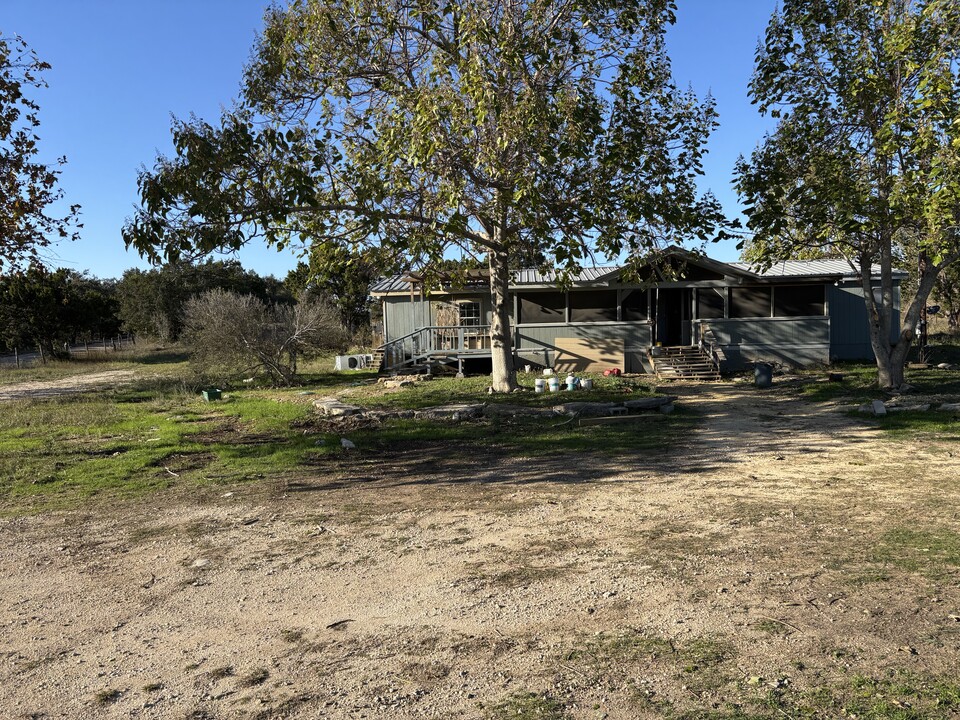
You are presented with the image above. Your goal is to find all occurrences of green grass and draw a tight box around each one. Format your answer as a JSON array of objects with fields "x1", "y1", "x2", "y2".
[
  {"x1": 484, "y1": 691, "x2": 569, "y2": 720},
  {"x1": 870, "y1": 527, "x2": 960, "y2": 578},
  {"x1": 798, "y1": 362, "x2": 960, "y2": 404},
  {"x1": 798, "y1": 364, "x2": 886, "y2": 403},
  {"x1": 874, "y1": 411, "x2": 960, "y2": 441},
  {"x1": 346, "y1": 409, "x2": 695, "y2": 457},
  {"x1": 0, "y1": 388, "x2": 329, "y2": 513},
  {"x1": 756, "y1": 670, "x2": 960, "y2": 720},
  {"x1": 558, "y1": 629, "x2": 960, "y2": 719},
  {"x1": 0, "y1": 350, "x2": 689, "y2": 513},
  {"x1": 343, "y1": 371, "x2": 657, "y2": 411},
  {"x1": 0, "y1": 345, "x2": 190, "y2": 386}
]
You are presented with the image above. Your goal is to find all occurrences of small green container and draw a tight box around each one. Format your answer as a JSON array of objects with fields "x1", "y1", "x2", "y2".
[{"x1": 201, "y1": 387, "x2": 222, "y2": 402}]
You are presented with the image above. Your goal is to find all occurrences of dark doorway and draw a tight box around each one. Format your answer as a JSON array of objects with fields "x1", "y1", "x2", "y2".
[{"x1": 657, "y1": 288, "x2": 689, "y2": 346}]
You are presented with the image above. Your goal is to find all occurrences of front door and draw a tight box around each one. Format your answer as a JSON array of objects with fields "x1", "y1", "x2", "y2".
[{"x1": 657, "y1": 288, "x2": 690, "y2": 346}]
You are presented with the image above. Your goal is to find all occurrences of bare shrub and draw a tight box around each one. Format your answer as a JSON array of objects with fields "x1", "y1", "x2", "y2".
[{"x1": 184, "y1": 289, "x2": 348, "y2": 385}]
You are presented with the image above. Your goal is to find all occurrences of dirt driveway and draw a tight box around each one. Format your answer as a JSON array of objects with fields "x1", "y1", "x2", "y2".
[
  {"x1": 0, "y1": 370, "x2": 138, "y2": 402},
  {"x1": 2, "y1": 381, "x2": 958, "y2": 719}
]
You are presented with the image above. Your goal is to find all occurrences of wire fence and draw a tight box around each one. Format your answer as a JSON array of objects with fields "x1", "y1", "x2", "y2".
[{"x1": 0, "y1": 334, "x2": 137, "y2": 369}]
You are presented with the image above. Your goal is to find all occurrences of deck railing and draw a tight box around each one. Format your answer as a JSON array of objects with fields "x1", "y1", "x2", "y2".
[
  {"x1": 379, "y1": 325, "x2": 492, "y2": 370},
  {"x1": 697, "y1": 320, "x2": 726, "y2": 372}
]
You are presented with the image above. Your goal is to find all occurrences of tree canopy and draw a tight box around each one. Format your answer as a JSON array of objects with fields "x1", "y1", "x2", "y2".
[
  {"x1": 284, "y1": 244, "x2": 402, "y2": 333},
  {"x1": 116, "y1": 260, "x2": 291, "y2": 342},
  {"x1": 736, "y1": 0, "x2": 960, "y2": 388},
  {"x1": 0, "y1": 35, "x2": 80, "y2": 271},
  {"x1": 124, "y1": 0, "x2": 729, "y2": 390},
  {"x1": 0, "y1": 267, "x2": 119, "y2": 357}
]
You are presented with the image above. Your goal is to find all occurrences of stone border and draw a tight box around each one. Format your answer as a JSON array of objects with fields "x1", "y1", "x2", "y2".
[{"x1": 313, "y1": 396, "x2": 677, "y2": 421}]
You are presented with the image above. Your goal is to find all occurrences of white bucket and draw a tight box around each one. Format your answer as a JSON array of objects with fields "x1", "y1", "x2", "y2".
[
  {"x1": 534, "y1": 378, "x2": 546, "y2": 393},
  {"x1": 548, "y1": 376, "x2": 560, "y2": 392},
  {"x1": 580, "y1": 378, "x2": 593, "y2": 391}
]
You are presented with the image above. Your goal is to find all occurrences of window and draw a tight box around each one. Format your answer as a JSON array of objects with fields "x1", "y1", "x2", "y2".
[
  {"x1": 458, "y1": 301, "x2": 481, "y2": 326},
  {"x1": 773, "y1": 285, "x2": 825, "y2": 317},
  {"x1": 697, "y1": 288, "x2": 725, "y2": 319},
  {"x1": 518, "y1": 292, "x2": 565, "y2": 323},
  {"x1": 621, "y1": 290, "x2": 648, "y2": 321},
  {"x1": 569, "y1": 290, "x2": 618, "y2": 322},
  {"x1": 730, "y1": 287, "x2": 772, "y2": 318}
]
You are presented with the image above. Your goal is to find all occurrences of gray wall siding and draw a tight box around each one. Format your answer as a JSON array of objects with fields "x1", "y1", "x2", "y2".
[
  {"x1": 383, "y1": 296, "x2": 433, "y2": 341},
  {"x1": 383, "y1": 293, "x2": 492, "y2": 342},
  {"x1": 381, "y1": 279, "x2": 902, "y2": 371},
  {"x1": 707, "y1": 317, "x2": 830, "y2": 368},
  {"x1": 829, "y1": 283, "x2": 901, "y2": 360}
]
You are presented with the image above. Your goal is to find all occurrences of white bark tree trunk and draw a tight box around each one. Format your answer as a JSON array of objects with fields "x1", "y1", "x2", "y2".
[
  {"x1": 487, "y1": 246, "x2": 517, "y2": 392},
  {"x1": 861, "y1": 249, "x2": 946, "y2": 389}
]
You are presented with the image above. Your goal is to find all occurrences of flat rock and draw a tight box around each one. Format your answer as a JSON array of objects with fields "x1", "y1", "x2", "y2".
[
  {"x1": 938, "y1": 363, "x2": 956, "y2": 370},
  {"x1": 414, "y1": 403, "x2": 484, "y2": 420},
  {"x1": 885, "y1": 403, "x2": 931, "y2": 413},
  {"x1": 872, "y1": 399, "x2": 887, "y2": 416},
  {"x1": 552, "y1": 401, "x2": 619, "y2": 417},
  {"x1": 383, "y1": 379, "x2": 417, "y2": 389},
  {"x1": 482, "y1": 404, "x2": 558, "y2": 417},
  {"x1": 938, "y1": 402, "x2": 960, "y2": 412},
  {"x1": 313, "y1": 398, "x2": 363, "y2": 417}
]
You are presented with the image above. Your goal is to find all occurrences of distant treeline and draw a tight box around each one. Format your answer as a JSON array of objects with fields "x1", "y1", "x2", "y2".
[{"x1": 0, "y1": 258, "x2": 379, "y2": 359}]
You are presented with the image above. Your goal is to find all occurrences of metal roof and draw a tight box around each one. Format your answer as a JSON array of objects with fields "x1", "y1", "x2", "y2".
[
  {"x1": 371, "y1": 256, "x2": 907, "y2": 294},
  {"x1": 728, "y1": 259, "x2": 907, "y2": 279},
  {"x1": 370, "y1": 276, "x2": 418, "y2": 294},
  {"x1": 513, "y1": 266, "x2": 619, "y2": 284},
  {"x1": 371, "y1": 266, "x2": 619, "y2": 294}
]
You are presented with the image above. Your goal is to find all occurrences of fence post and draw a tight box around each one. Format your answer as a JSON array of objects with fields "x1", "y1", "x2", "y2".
[
  {"x1": 15, "y1": 347, "x2": 19, "y2": 369},
  {"x1": 38, "y1": 345, "x2": 45, "y2": 364}
]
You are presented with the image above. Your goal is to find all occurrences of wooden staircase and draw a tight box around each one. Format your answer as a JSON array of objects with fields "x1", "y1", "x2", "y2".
[
  {"x1": 371, "y1": 347, "x2": 386, "y2": 373},
  {"x1": 649, "y1": 346, "x2": 721, "y2": 381}
]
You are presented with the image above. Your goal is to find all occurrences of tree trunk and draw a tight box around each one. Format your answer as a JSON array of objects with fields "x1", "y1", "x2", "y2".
[
  {"x1": 863, "y1": 248, "x2": 944, "y2": 389},
  {"x1": 487, "y1": 247, "x2": 517, "y2": 392}
]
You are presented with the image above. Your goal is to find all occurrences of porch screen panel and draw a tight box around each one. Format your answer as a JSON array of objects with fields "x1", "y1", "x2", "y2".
[
  {"x1": 569, "y1": 290, "x2": 618, "y2": 322},
  {"x1": 620, "y1": 290, "x2": 648, "y2": 321},
  {"x1": 730, "y1": 287, "x2": 772, "y2": 318},
  {"x1": 774, "y1": 285, "x2": 825, "y2": 317},
  {"x1": 697, "y1": 288, "x2": 725, "y2": 319},
  {"x1": 518, "y1": 292, "x2": 565, "y2": 323}
]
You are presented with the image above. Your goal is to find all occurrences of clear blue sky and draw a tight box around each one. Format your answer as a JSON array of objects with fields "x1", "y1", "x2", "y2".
[{"x1": 4, "y1": 0, "x2": 777, "y2": 281}]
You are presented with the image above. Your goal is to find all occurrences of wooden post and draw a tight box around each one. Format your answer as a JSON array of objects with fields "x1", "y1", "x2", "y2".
[
  {"x1": 14, "y1": 347, "x2": 19, "y2": 369},
  {"x1": 38, "y1": 345, "x2": 45, "y2": 364}
]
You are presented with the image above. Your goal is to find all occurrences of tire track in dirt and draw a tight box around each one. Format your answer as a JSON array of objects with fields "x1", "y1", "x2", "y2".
[{"x1": 0, "y1": 370, "x2": 138, "y2": 401}]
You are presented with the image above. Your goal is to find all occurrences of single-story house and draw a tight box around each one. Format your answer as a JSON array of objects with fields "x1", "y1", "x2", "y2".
[{"x1": 369, "y1": 250, "x2": 905, "y2": 376}]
